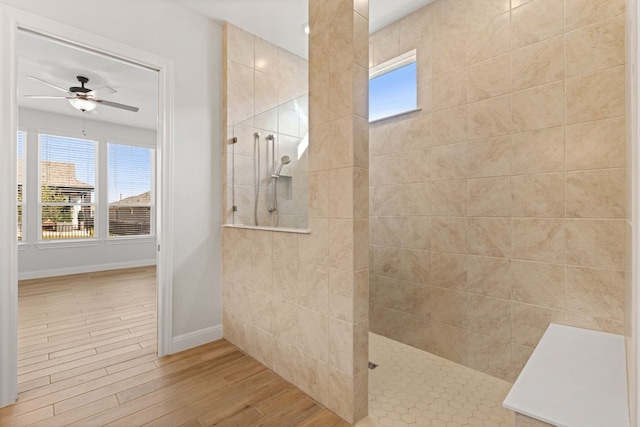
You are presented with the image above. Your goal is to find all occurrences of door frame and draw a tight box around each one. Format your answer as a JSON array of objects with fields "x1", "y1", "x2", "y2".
[{"x1": 0, "y1": 4, "x2": 175, "y2": 407}]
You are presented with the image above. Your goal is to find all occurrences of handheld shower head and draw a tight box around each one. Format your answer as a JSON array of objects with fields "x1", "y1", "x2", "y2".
[{"x1": 273, "y1": 155, "x2": 291, "y2": 177}]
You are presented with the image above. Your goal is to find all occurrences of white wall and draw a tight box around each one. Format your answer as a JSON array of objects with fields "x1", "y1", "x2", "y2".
[
  {"x1": 1, "y1": 0, "x2": 223, "y2": 340},
  {"x1": 18, "y1": 108, "x2": 157, "y2": 279}
]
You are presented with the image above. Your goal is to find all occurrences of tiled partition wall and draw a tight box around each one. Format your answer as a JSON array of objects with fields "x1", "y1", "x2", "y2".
[
  {"x1": 369, "y1": 0, "x2": 626, "y2": 382},
  {"x1": 221, "y1": 0, "x2": 370, "y2": 423}
]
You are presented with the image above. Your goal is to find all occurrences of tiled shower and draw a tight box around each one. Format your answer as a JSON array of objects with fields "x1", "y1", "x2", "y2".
[
  {"x1": 222, "y1": 0, "x2": 631, "y2": 424},
  {"x1": 369, "y1": 0, "x2": 626, "y2": 383}
]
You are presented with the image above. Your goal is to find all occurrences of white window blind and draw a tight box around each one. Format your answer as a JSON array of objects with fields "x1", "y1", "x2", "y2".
[
  {"x1": 17, "y1": 131, "x2": 26, "y2": 241},
  {"x1": 39, "y1": 134, "x2": 96, "y2": 240},
  {"x1": 108, "y1": 143, "x2": 154, "y2": 237}
]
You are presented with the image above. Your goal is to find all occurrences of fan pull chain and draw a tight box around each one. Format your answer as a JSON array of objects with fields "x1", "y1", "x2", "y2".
[{"x1": 82, "y1": 115, "x2": 87, "y2": 136}]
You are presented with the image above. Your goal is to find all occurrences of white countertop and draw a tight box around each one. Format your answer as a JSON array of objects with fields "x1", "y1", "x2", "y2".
[{"x1": 503, "y1": 323, "x2": 630, "y2": 427}]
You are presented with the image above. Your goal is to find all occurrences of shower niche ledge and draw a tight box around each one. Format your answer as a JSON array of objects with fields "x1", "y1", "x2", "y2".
[{"x1": 222, "y1": 223, "x2": 310, "y2": 234}]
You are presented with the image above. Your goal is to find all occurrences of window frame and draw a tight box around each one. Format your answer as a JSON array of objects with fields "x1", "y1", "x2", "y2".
[
  {"x1": 37, "y1": 131, "x2": 98, "y2": 243},
  {"x1": 369, "y1": 49, "x2": 420, "y2": 123},
  {"x1": 17, "y1": 129, "x2": 27, "y2": 243},
  {"x1": 106, "y1": 140, "x2": 156, "y2": 240}
]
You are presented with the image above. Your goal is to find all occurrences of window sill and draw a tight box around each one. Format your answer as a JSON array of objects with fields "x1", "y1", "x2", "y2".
[
  {"x1": 106, "y1": 236, "x2": 156, "y2": 245},
  {"x1": 369, "y1": 108, "x2": 421, "y2": 124},
  {"x1": 35, "y1": 240, "x2": 100, "y2": 250}
]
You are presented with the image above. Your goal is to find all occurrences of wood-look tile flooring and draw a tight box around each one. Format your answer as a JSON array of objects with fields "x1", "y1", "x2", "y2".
[{"x1": 0, "y1": 267, "x2": 347, "y2": 427}]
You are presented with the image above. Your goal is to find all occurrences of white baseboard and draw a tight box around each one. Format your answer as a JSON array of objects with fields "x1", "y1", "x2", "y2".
[
  {"x1": 18, "y1": 259, "x2": 157, "y2": 280},
  {"x1": 171, "y1": 324, "x2": 224, "y2": 354}
]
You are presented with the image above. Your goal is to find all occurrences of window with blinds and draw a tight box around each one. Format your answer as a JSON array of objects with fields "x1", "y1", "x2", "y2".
[
  {"x1": 108, "y1": 143, "x2": 154, "y2": 237},
  {"x1": 17, "y1": 131, "x2": 26, "y2": 241},
  {"x1": 39, "y1": 134, "x2": 96, "y2": 240}
]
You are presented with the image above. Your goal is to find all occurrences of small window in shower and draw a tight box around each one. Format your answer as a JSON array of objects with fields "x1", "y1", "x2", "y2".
[{"x1": 369, "y1": 49, "x2": 418, "y2": 122}]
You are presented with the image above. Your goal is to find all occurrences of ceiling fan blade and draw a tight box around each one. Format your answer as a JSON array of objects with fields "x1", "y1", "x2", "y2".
[
  {"x1": 23, "y1": 95, "x2": 69, "y2": 99},
  {"x1": 87, "y1": 86, "x2": 117, "y2": 98},
  {"x1": 26, "y1": 76, "x2": 70, "y2": 94},
  {"x1": 96, "y1": 99, "x2": 139, "y2": 112}
]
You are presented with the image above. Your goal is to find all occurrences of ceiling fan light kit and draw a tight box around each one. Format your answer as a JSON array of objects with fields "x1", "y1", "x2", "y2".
[
  {"x1": 68, "y1": 97, "x2": 97, "y2": 112},
  {"x1": 25, "y1": 75, "x2": 139, "y2": 113}
]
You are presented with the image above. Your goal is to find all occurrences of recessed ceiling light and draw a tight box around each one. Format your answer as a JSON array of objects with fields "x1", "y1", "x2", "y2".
[{"x1": 301, "y1": 23, "x2": 310, "y2": 35}]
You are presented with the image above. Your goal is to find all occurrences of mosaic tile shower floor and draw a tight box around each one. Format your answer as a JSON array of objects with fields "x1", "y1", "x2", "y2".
[{"x1": 357, "y1": 333, "x2": 515, "y2": 427}]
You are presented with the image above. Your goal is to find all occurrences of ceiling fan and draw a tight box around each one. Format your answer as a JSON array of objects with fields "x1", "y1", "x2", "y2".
[{"x1": 24, "y1": 75, "x2": 139, "y2": 113}]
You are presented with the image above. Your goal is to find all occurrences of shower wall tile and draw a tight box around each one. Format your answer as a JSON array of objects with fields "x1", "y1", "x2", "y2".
[
  {"x1": 565, "y1": 16, "x2": 625, "y2": 78},
  {"x1": 368, "y1": 0, "x2": 626, "y2": 387},
  {"x1": 565, "y1": 117, "x2": 625, "y2": 170},
  {"x1": 511, "y1": 82, "x2": 564, "y2": 132},
  {"x1": 511, "y1": 36, "x2": 564, "y2": 91},
  {"x1": 565, "y1": 66, "x2": 625, "y2": 124},
  {"x1": 467, "y1": 53, "x2": 511, "y2": 103},
  {"x1": 510, "y1": 127, "x2": 565, "y2": 175},
  {"x1": 467, "y1": 11, "x2": 511, "y2": 65},
  {"x1": 510, "y1": 0, "x2": 564, "y2": 50},
  {"x1": 565, "y1": 0, "x2": 625, "y2": 31}
]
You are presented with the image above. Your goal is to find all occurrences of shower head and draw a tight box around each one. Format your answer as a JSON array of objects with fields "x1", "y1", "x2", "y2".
[{"x1": 274, "y1": 155, "x2": 291, "y2": 177}]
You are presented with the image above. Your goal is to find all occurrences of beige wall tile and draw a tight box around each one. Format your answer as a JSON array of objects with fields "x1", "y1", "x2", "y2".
[
  {"x1": 466, "y1": 136, "x2": 511, "y2": 178},
  {"x1": 272, "y1": 257, "x2": 298, "y2": 302},
  {"x1": 402, "y1": 249, "x2": 430, "y2": 284},
  {"x1": 330, "y1": 116, "x2": 355, "y2": 169},
  {"x1": 273, "y1": 232, "x2": 298, "y2": 260},
  {"x1": 371, "y1": 306, "x2": 403, "y2": 341},
  {"x1": 431, "y1": 287, "x2": 468, "y2": 328},
  {"x1": 431, "y1": 180, "x2": 468, "y2": 216},
  {"x1": 468, "y1": 217, "x2": 511, "y2": 258},
  {"x1": 330, "y1": 219, "x2": 355, "y2": 271},
  {"x1": 431, "y1": 252, "x2": 467, "y2": 291},
  {"x1": 433, "y1": 69, "x2": 468, "y2": 111},
  {"x1": 565, "y1": 0, "x2": 625, "y2": 31},
  {"x1": 432, "y1": 143, "x2": 467, "y2": 180},
  {"x1": 566, "y1": 169, "x2": 625, "y2": 218},
  {"x1": 432, "y1": 106, "x2": 468, "y2": 146},
  {"x1": 511, "y1": 127, "x2": 564, "y2": 175},
  {"x1": 468, "y1": 11, "x2": 511, "y2": 65},
  {"x1": 329, "y1": 318, "x2": 355, "y2": 375},
  {"x1": 510, "y1": 343, "x2": 534, "y2": 382},
  {"x1": 432, "y1": 217, "x2": 468, "y2": 254},
  {"x1": 563, "y1": 312, "x2": 625, "y2": 335},
  {"x1": 375, "y1": 275, "x2": 413, "y2": 312},
  {"x1": 330, "y1": 168, "x2": 354, "y2": 219},
  {"x1": 467, "y1": 255, "x2": 511, "y2": 299},
  {"x1": 565, "y1": 117, "x2": 625, "y2": 170},
  {"x1": 512, "y1": 219, "x2": 564, "y2": 263},
  {"x1": 371, "y1": 185, "x2": 403, "y2": 216},
  {"x1": 398, "y1": 5, "x2": 431, "y2": 51},
  {"x1": 402, "y1": 149, "x2": 431, "y2": 183},
  {"x1": 468, "y1": 294, "x2": 511, "y2": 339},
  {"x1": 566, "y1": 66, "x2": 625, "y2": 124},
  {"x1": 512, "y1": 36, "x2": 564, "y2": 91},
  {"x1": 511, "y1": 261, "x2": 564, "y2": 309},
  {"x1": 298, "y1": 262, "x2": 329, "y2": 314},
  {"x1": 467, "y1": 95, "x2": 511, "y2": 140},
  {"x1": 566, "y1": 16, "x2": 625, "y2": 78},
  {"x1": 255, "y1": 71, "x2": 280, "y2": 115},
  {"x1": 371, "y1": 216, "x2": 402, "y2": 247},
  {"x1": 299, "y1": 307, "x2": 329, "y2": 362},
  {"x1": 372, "y1": 22, "x2": 400, "y2": 66},
  {"x1": 565, "y1": 266, "x2": 624, "y2": 321},
  {"x1": 431, "y1": 322, "x2": 468, "y2": 365},
  {"x1": 512, "y1": 82, "x2": 564, "y2": 132},
  {"x1": 299, "y1": 218, "x2": 329, "y2": 266},
  {"x1": 468, "y1": 177, "x2": 511, "y2": 217},
  {"x1": 511, "y1": 0, "x2": 564, "y2": 49},
  {"x1": 401, "y1": 315, "x2": 433, "y2": 352},
  {"x1": 226, "y1": 24, "x2": 255, "y2": 68},
  {"x1": 565, "y1": 219, "x2": 625, "y2": 269},
  {"x1": 511, "y1": 302, "x2": 564, "y2": 347},
  {"x1": 327, "y1": 367, "x2": 355, "y2": 422},
  {"x1": 251, "y1": 253, "x2": 274, "y2": 294},
  {"x1": 467, "y1": 0, "x2": 510, "y2": 25},
  {"x1": 467, "y1": 54, "x2": 511, "y2": 103},
  {"x1": 467, "y1": 332, "x2": 510, "y2": 381},
  {"x1": 400, "y1": 216, "x2": 431, "y2": 250},
  {"x1": 401, "y1": 183, "x2": 431, "y2": 215},
  {"x1": 432, "y1": 34, "x2": 468, "y2": 76},
  {"x1": 430, "y1": 0, "x2": 468, "y2": 41},
  {"x1": 309, "y1": 171, "x2": 330, "y2": 218},
  {"x1": 512, "y1": 173, "x2": 565, "y2": 217},
  {"x1": 373, "y1": 246, "x2": 403, "y2": 281}
]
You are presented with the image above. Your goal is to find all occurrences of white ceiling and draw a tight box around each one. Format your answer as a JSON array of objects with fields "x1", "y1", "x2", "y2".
[
  {"x1": 17, "y1": 0, "x2": 432, "y2": 130},
  {"x1": 17, "y1": 30, "x2": 158, "y2": 131},
  {"x1": 171, "y1": 0, "x2": 434, "y2": 58}
]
